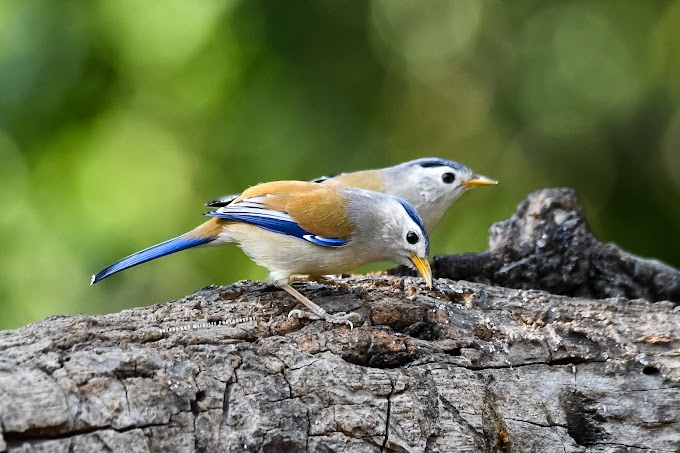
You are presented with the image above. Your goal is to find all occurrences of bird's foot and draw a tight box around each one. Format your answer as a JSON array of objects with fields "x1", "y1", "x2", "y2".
[{"x1": 288, "y1": 309, "x2": 361, "y2": 329}]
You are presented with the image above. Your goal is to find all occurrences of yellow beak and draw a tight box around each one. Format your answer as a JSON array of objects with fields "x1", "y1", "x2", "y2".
[
  {"x1": 462, "y1": 174, "x2": 498, "y2": 187},
  {"x1": 410, "y1": 252, "x2": 433, "y2": 288}
]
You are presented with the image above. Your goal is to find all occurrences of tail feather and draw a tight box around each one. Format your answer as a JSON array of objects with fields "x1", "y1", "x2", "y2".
[
  {"x1": 91, "y1": 235, "x2": 214, "y2": 284},
  {"x1": 205, "y1": 194, "x2": 238, "y2": 208}
]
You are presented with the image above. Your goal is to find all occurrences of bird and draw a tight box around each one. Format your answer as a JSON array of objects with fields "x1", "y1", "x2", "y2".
[
  {"x1": 91, "y1": 180, "x2": 432, "y2": 327},
  {"x1": 206, "y1": 158, "x2": 497, "y2": 233}
]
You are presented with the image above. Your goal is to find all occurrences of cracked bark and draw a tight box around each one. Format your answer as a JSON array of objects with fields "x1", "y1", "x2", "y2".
[
  {"x1": 381, "y1": 374, "x2": 394, "y2": 453},
  {"x1": 1, "y1": 188, "x2": 679, "y2": 452}
]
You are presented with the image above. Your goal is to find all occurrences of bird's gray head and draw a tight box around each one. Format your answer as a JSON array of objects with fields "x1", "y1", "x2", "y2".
[
  {"x1": 382, "y1": 157, "x2": 497, "y2": 232},
  {"x1": 344, "y1": 188, "x2": 432, "y2": 287}
]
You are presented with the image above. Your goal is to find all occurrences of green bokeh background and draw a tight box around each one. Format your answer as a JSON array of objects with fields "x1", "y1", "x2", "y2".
[{"x1": 2, "y1": 0, "x2": 680, "y2": 330}]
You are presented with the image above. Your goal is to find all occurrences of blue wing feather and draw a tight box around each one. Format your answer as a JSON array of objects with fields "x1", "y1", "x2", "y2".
[
  {"x1": 91, "y1": 235, "x2": 213, "y2": 284},
  {"x1": 206, "y1": 199, "x2": 348, "y2": 248}
]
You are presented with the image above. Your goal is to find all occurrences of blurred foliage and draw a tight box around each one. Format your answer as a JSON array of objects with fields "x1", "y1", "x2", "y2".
[{"x1": 1, "y1": 0, "x2": 679, "y2": 330}]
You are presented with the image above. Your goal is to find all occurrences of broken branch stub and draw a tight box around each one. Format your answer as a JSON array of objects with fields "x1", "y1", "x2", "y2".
[{"x1": 408, "y1": 188, "x2": 680, "y2": 302}]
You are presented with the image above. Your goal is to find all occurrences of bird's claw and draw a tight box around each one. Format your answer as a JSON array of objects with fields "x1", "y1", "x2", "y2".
[
  {"x1": 288, "y1": 309, "x2": 321, "y2": 321},
  {"x1": 327, "y1": 311, "x2": 361, "y2": 329},
  {"x1": 288, "y1": 310, "x2": 360, "y2": 329}
]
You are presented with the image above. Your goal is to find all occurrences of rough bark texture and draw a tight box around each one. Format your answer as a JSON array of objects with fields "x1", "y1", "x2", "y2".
[
  {"x1": 393, "y1": 188, "x2": 680, "y2": 303},
  {"x1": 1, "y1": 188, "x2": 679, "y2": 453}
]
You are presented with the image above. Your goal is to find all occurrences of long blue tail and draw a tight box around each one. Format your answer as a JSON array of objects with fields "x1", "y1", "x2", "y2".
[{"x1": 91, "y1": 235, "x2": 214, "y2": 284}]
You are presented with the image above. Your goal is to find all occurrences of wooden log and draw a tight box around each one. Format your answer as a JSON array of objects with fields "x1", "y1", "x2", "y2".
[{"x1": 1, "y1": 189, "x2": 678, "y2": 452}]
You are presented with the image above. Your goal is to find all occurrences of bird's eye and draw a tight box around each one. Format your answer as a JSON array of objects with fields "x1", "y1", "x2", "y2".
[
  {"x1": 406, "y1": 231, "x2": 419, "y2": 244},
  {"x1": 442, "y1": 172, "x2": 455, "y2": 184}
]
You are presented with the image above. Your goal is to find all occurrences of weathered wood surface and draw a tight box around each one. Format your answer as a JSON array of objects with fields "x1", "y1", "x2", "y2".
[
  {"x1": 1, "y1": 189, "x2": 678, "y2": 452},
  {"x1": 393, "y1": 188, "x2": 680, "y2": 303}
]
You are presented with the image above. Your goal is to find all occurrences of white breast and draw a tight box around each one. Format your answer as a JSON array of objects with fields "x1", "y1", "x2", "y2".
[{"x1": 217, "y1": 223, "x2": 370, "y2": 286}]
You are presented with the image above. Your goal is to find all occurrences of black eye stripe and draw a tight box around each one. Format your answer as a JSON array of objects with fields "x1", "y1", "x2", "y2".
[
  {"x1": 416, "y1": 159, "x2": 468, "y2": 172},
  {"x1": 419, "y1": 161, "x2": 446, "y2": 168}
]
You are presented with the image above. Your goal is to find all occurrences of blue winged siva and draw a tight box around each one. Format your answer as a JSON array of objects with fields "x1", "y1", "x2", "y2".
[
  {"x1": 206, "y1": 158, "x2": 497, "y2": 233},
  {"x1": 92, "y1": 181, "x2": 432, "y2": 327}
]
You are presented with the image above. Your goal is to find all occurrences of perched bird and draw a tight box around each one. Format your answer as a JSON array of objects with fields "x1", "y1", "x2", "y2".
[
  {"x1": 206, "y1": 158, "x2": 497, "y2": 233},
  {"x1": 91, "y1": 181, "x2": 432, "y2": 327}
]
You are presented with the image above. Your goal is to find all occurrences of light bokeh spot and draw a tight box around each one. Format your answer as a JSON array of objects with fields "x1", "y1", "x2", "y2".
[{"x1": 371, "y1": 0, "x2": 483, "y2": 81}]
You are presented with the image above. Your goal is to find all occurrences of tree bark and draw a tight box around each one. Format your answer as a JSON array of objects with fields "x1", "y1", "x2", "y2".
[{"x1": 1, "y1": 188, "x2": 678, "y2": 452}]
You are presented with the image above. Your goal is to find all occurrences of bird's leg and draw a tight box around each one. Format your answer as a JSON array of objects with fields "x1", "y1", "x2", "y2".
[
  {"x1": 290, "y1": 275, "x2": 350, "y2": 289},
  {"x1": 280, "y1": 283, "x2": 360, "y2": 328}
]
